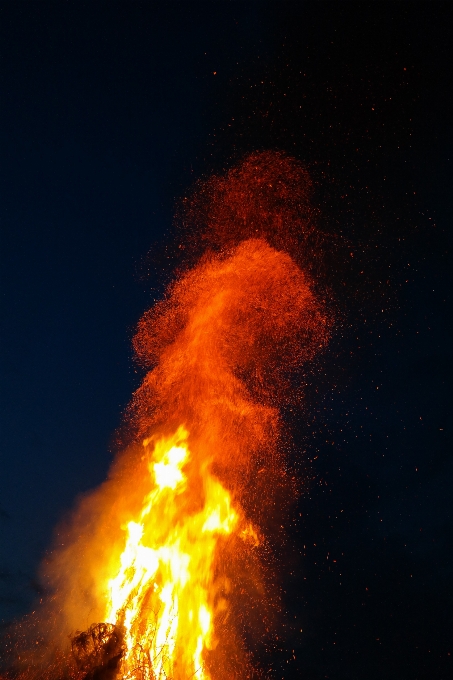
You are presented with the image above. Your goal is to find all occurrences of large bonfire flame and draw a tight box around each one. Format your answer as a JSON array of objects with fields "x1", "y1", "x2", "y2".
[
  {"x1": 2, "y1": 152, "x2": 329, "y2": 680},
  {"x1": 105, "y1": 425, "x2": 258, "y2": 679}
]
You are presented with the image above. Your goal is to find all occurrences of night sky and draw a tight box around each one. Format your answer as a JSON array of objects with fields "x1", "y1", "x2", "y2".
[{"x1": 1, "y1": 2, "x2": 452, "y2": 679}]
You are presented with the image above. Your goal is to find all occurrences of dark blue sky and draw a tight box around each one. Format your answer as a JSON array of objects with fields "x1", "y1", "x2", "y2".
[{"x1": 1, "y1": 3, "x2": 452, "y2": 679}]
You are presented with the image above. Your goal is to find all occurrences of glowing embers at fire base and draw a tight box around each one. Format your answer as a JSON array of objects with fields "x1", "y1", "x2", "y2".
[{"x1": 105, "y1": 426, "x2": 256, "y2": 680}]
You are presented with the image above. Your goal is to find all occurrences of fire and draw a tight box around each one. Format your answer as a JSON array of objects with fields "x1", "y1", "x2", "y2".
[
  {"x1": 2, "y1": 152, "x2": 330, "y2": 680},
  {"x1": 105, "y1": 426, "x2": 255, "y2": 680}
]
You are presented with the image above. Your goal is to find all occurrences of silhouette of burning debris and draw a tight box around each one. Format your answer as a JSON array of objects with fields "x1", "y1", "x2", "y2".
[
  {"x1": 71, "y1": 623, "x2": 124, "y2": 680},
  {"x1": 0, "y1": 623, "x2": 123, "y2": 680}
]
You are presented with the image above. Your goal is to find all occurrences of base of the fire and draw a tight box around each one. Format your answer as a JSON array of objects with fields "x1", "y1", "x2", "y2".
[{"x1": 71, "y1": 623, "x2": 124, "y2": 680}]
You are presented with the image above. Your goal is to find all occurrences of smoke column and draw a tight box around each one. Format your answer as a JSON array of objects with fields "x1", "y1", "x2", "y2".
[{"x1": 3, "y1": 152, "x2": 330, "y2": 680}]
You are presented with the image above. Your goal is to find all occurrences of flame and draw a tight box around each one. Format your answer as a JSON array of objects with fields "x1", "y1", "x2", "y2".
[
  {"x1": 4, "y1": 153, "x2": 330, "y2": 680},
  {"x1": 104, "y1": 426, "x2": 254, "y2": 679}
]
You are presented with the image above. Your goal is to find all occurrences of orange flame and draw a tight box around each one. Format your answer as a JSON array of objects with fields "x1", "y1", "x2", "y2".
[
  {"x1": 4, "y1": 153, "x2": 330, "y2": 680},
  {"x1": 105, "y1": 426, "x2": 257, "y2": 679}
]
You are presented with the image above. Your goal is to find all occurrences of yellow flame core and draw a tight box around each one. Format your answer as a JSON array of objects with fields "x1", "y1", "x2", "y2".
[{"x1": 105, "y1": 427, "x2": 254, "y2": 680}]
